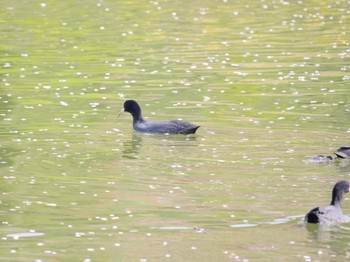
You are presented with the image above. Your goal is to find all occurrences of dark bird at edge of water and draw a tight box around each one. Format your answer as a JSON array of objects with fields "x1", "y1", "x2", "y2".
[
  {"x1": 311, "y1": 147, "x2": 350, "y2": 162},
  {"x1": 118, "y1": 100, "x2": 200, "y2": 134},
  {"x1": 334, "y1": 147, "x2": 350, "y2": 159},
  {"x1": 305, "y1": 180, "x2": 350, "y2": 225}
]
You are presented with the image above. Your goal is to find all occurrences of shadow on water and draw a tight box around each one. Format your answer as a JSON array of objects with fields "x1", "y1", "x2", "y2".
[{"x1": 121, "y1": 132, "x2": 198, "y2": 159}]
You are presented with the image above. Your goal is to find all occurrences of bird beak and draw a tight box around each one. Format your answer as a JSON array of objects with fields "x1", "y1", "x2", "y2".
[{"x1": 117, "y1": 108, "x2": 125, "y2": 118}]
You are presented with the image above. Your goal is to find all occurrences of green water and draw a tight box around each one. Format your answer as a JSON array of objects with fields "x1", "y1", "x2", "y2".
[{"x1": 1, "y1": 0, "x2": 350, "y2": 261}]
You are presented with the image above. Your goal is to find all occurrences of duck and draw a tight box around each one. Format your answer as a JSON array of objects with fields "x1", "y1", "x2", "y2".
[
  {"x1": 305, "y1": 180, "x2": 350, "y2": 224},
  {"x1": 118, "y1": 100, "x2": 200, "y2": 134}
]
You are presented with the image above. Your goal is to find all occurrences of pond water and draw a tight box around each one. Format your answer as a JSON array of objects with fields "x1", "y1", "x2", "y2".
[{"x1": 1, "y1": 0, "x2": 350, "y2": 261}]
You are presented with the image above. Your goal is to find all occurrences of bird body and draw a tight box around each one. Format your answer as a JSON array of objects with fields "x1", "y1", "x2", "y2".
[
  {"x1": 118, "y1": 100, "x2": 200, "y2": 135},
  {"x1": 305, "y1": 205, "x2": 345, "y2": 224},
  {"x1": 305, "y1": 180, "x2": 350, "y2": 225},
  {"x1": 132, "y1": 119, "x2": 199, "y2": 134}
]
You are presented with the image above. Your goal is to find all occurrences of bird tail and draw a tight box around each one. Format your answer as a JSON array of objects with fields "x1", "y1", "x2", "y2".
[{"x1": 305, "y1": 207, "x2": 320, "y2": 223}]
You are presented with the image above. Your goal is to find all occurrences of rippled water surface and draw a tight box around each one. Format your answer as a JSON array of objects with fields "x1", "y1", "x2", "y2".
[{"x1": 1, "y1": 0, "x2": 350, "y2": 261}]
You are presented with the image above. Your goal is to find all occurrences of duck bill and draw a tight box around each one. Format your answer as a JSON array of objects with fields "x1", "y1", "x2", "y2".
[{"x1": 117, "y1": 108, "x2": 125, "y2": 118}]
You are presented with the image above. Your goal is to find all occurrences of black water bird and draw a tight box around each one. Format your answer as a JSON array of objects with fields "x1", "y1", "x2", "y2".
[
  {"x1": 305, "y1": 180, "x2": 350, "y2": 224},
  {"x1": 118, "y1": 100, "x2": 200, "y2": 134},
  {"x1": 334, "y1": 147, "x2": 350, "y2": 159},
  {"x1": 310, "y1": 147, "x2": 350, "y2": 163}
]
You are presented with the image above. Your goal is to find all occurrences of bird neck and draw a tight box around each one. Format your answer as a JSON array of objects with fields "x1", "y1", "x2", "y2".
[
  {"x1": 331, "y1": 189, "x2": 344, "y2": 207},
  {"x1": 130, "y1": 108, "x2": 144, "y2": 124}
]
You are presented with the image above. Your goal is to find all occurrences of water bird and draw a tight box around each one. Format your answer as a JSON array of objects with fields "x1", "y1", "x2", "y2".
[
  {"x1": 118, "y1": 100, "x2": 200, "y2": 134},
  {"x1": 305, "y1": 180, "x2": 350, "y2": 224},
  {"x1": 334, "y1": 147, "x2": 350, "y2": 159},
  {"x1": 309, "y1": 147, "x2": 350, "y2": 163}
]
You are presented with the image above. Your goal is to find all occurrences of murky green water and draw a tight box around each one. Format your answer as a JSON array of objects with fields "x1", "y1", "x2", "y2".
[{"x1": 1, "y1": 0, "x2": 350, "y2": 261}]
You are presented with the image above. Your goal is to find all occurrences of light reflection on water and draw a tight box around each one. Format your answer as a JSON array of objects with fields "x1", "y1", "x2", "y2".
[
  {"x1": 6, "y1": 232, "x2": 45, "y2": 240},
  {"x1": 230, "y1": 215, "x2": 304, "y2": 228},
  {"x1": 1, "y1": 0, "x2": 350, "y2": 261}
]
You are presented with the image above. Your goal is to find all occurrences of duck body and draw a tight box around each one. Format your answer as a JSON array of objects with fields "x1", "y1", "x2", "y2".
[
  {"x1": 119, "y1": 100, "x2": 200, "y2": 134},
  {"x1": 133, "y1": 119, "x2": 199, "y2": 134},
  {"x1": 305, "y1": 205, "x2": 344, "y2": 224},
  {"x1": 305, "y1": 180, "x2": 350, "y2": 225}
]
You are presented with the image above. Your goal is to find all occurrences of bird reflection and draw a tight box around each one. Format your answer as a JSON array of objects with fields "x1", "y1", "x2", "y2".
[
  {"x1": 121, "y1": 132, "x2": 198, "y2": 159},
  {"x1": 121, "y1": 133, "x2": 142, "y2": 159},
  {"x1": 305, "y1": 223, "x2": 334, "y2": 241},
  {"x1": 335, "y1": 160, "x2": 350, "y2": 173}
]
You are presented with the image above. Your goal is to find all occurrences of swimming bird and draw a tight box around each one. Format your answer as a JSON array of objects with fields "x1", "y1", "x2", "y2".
[
  {"x1": 305, "y1": 180, "x2": 350, "y2": 224},
  {"x1": 118, "y1": 100, "x2": 200, "y2": 134},
  {"x1": 309, "y1": 147, "x2": 350, "y2": 162},
  {"x1": 334, "y1": 147, "x2": 350, "y2": 159}
]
